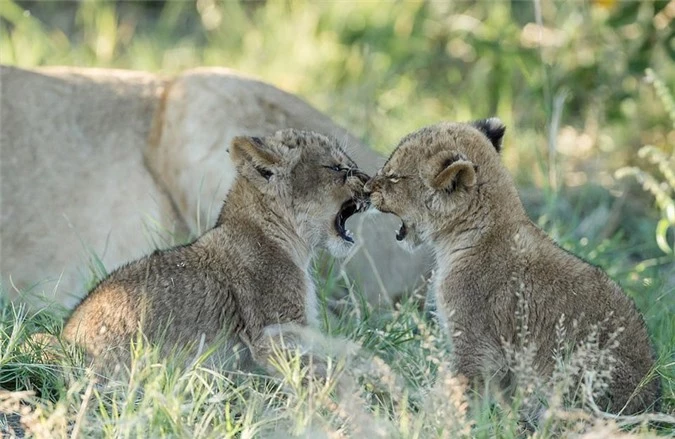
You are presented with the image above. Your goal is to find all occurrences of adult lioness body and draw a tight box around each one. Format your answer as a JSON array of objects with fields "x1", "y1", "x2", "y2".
[
  {"x1": 63, "y1": 130, "x2": 369, "y2": 373},
  {"x1": 0, "y1": 65, "x2": 431, "y2": 308},
  {"x1": 365, "y1": 120, "x2": 660, "y2": 414}
]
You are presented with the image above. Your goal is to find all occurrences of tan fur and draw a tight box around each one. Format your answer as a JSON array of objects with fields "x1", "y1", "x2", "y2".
[
  {"x1": 62, "y1": 129, "x2": 369, "y2": 375},
  {"x1": 365, "y1": 119, "x2": 660, "y2": 414},
  {"x1": 0, "y1": 65, "x2": 432, "y2": 309}
]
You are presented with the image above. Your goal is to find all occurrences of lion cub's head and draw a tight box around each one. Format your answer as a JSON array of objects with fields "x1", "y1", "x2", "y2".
[
  {"x1": 365, "y1": 119, "x2": 507, "y2": 251},
  {"x1": 230, "y1": 129, "x2": 369, "y2": 257}
]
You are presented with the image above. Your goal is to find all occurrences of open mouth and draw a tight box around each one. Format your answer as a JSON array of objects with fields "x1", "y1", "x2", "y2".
[
  {"x1": 370, "y1": 206, "x2": 408, "y2": 242},
  {"x1": 396, "y1": 221, "x2": 408, "y2": 241},
  {"x1": 335, "y1": 199, "x2": 368, "y2": 243}
]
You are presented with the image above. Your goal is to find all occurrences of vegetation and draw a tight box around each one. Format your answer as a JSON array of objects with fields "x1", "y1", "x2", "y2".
[{"x1": 1, "y1": 0, "x2": 673, "y2": 437}]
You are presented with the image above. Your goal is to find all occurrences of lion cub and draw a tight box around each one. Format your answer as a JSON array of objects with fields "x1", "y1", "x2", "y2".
[
  {"x1": 365, "y1": 119, "x2": 660, "y2": 414},
  {"x1": 62, "y1": 129, "x2": 369, "y2": 375}
]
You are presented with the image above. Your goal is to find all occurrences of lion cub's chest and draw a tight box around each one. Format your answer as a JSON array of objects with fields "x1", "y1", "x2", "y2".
[{"x1": 432, "y1": 261, "x2": 515, "y2": 340}]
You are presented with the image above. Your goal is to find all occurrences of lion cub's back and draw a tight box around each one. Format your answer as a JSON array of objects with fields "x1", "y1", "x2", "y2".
[
  {"x1": 524, "y1": 227, "x2": 659, "y2": 411},
  {"x1": 62, "y1": 243, "x2": 236, "y2": 357}
]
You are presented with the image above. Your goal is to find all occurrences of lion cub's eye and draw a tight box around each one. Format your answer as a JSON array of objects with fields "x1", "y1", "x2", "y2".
[{"x1": 324, "y1": 164, "x2": 348, "y2": 172}]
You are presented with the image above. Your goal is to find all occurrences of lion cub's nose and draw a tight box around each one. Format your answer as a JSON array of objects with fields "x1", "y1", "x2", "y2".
[
  {"x1": 363, "y1": 177, "x2": 377, "y2": 194},
  {"x1": 352, "y1": 169, "x2": 370, "y2": 185},
  {"x1": 347, "y1": 169, "x2": 371, "y2": 194}
]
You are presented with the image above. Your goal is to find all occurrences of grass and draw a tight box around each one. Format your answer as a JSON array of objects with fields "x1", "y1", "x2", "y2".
[
  {"x1": 1, "y1": 0, "x2": 674, "y2": 437},
  {"x1": 1, "y1": 273, "x2": 673, "y2": 437}
]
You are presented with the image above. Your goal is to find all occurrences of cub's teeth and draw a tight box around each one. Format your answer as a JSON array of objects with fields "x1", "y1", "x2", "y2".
[
  {"x1": 346, "y1": 229, "x2": 353, "y2": 238},
  {"x1": 356, "y1": 201, "x2": 361, "y2": 210}
]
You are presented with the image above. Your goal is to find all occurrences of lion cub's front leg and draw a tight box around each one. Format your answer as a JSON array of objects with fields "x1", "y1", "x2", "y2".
[{"x1": 246, "y1": 323, "x2": 330, "y2": 382}]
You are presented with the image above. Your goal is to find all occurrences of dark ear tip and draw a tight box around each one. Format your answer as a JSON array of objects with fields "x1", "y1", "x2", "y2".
[
  {"x1": 471, "y1": 117, "x2": 506, "y2": 152},
  {"x1": 250, "y1": 136, "x2": 265, "y2": 147}
]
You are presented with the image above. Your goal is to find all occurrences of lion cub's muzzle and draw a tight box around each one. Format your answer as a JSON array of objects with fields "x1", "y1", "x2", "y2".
[
  {"x1": 363, "y1": 175, "x2": 409, "y2": 241},
  {"x1": 346, "y1": 169, "x2": 371, "y2": 202},
  {"x1": 335, "y1": 169, "x2": 371, "y2": 243}
]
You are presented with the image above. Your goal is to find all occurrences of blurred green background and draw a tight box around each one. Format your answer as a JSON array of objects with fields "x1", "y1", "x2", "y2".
[
  {"x1": 2, "y1": 0, "x2": 674, "y2": 301},
  {"x1": 1, "y1": 0, "x2": 674, "y2": 412},
  {"x1": 1, "y1": 0, "x2": 673, "y2": 270},
  {"x1": 1, "y1": 0, "x2": 672, "y2": 180},
  {"x1": 2, "y1": 0, "x2": 673, "y2": 299}
]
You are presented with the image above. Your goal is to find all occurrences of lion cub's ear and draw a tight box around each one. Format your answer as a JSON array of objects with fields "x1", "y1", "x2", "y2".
[
  {"x1": 470, "y1": 117, "x2": 506, "y2": 152},
  {"x1": 230, "y1": 136, "x2": 279, "y2": 168},
  {"x1": 422, "y1": 151, "x2": 477, "y2": 192},
  {"x1": 230, "y1": 136, "x2": 300, "y2": 179}
]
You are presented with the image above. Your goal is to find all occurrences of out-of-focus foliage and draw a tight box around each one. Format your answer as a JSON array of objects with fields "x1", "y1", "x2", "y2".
[
  {"x1": 1, "y1": 0, "x2": 673, "y2": 184},
  {"x1": 617, "y1": 68, "x2": 675, "y2": 255}
]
